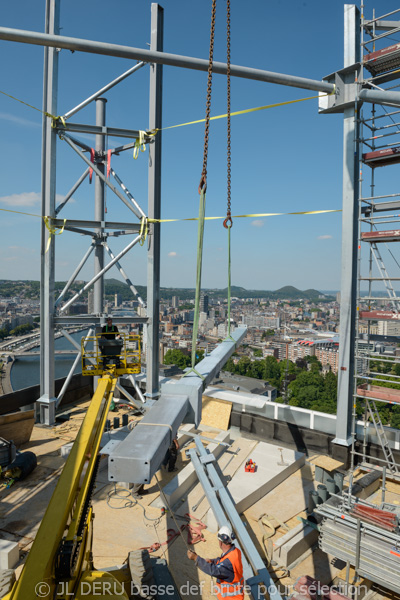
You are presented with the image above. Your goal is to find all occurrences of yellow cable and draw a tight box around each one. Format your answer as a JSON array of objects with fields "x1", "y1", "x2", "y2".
[
  {"x1": 1, "y1": 87, "x2": 333, "y2": 138},
  {"x1": 150, "y1": 92, "x2": 334, "y2": 134},
  {"x1": 0, "y1": 89, "x2": 65, "y2": 128},
  {"x1": 147, "y1": 208, "x2": 341, "y2": 224},
  {"x1": 0, "y1": 206, "x2": 341, "y2": 225}
]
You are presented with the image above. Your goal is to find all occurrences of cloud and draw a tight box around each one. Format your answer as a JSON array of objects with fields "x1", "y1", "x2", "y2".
[
  {"x1": 251, "y1": 220, "x2": 264, "y2": 227},
  {"x1": 0, "y1": 112, "x2": 41, "y2": 128},
  {"x1": 0, "y1": 192, "x2": 40, "y2": 207},
  {"x1": 0, "y1": 192, "x2": 74, "y2": 208},
  {"x1": 317, "y1": 235, "x2": 333, "y2": 240},
  {"x1": 168, "y1": 251, "x2": 177, "y2": 257}
]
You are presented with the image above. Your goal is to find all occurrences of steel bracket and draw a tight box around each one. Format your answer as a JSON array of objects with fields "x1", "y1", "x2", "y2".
[{"x1": 319, "y1": 64, "x2": 359, "y2": 114}]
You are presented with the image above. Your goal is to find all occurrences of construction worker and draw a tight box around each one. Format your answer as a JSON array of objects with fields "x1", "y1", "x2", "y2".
[
  {"x1": 187, "y1": 526, "x2": 244, "y2": 600},
  {"x1": 100, "y1": 316, "x2": 120, "y2": 368},
  {"x1": 101, "y1": 316, "x2": 119, "y2": 339}
]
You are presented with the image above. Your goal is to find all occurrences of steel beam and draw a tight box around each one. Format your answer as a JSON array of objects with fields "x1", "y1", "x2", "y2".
[
  {"x1": 188, "y1": 447, "x2": 266, "y2": 600},
  {"x1": 108, "y1": 394, "x2": 188, "y2": 484},
  {"x1": 146, "y1": 4, "x2": 163, "y2": 400},
  {"x1": 55, "y1": 168, "x2": 89, "y2": 215},
  {"x1": 359, "y1": 88, "x2": 400, "y2": 108},
  {"x1": 192, "y1": 439, "x2": 282, "y2": 600},
  {"x1": 0, "y1": 27, "x2": 335, "y2": 93},
  {"x1": 53, "y1": 218, "x2": 141, "y2": 231},
  {"x1": 108, "y1": 327, "x2": 246, "y2": 482},
  {"x1": 56, "y1": 328, "x2": 93, "y2": 407},
  {"x1": 54, "y1": 316, "x2": 148, "y2": 325},
  {"x1": 57, "y1": 122, "x2": 148, "y2": 139},
  {"x1": 335, "y1": 4, "x2": 361, "y2": 446},
  {"x1": 110, "y1": 168, "x2": 146, "y2": 219},
  {"x1": 55, "y1": 241, "x2": 95, "y2": 307},
  {"x1": 104, "y1": 244, "x2": 146, "y2": 307},
  {"x1": 361, "y1": 200, "x2": 400, "y2": 214},
  {"x1": 94, "y1": 98, "x2": 106, "y2": 316},
  {"x1": 64, "y1": 61, "x2": 146, "y2": 120},
  {"x1": 364, "y1": 19, "x2": 400, "y2": 31},
  {"x1": 161, "y1": 327, "x2": 247, "y2": 425},
  {"x1": 62, "y1": 135, "x2": 144, "y2": 218},
  {"x1": 58, "y1": 233, "x2": 143, "y2": 314},
  {"x1": 38, "y1": 0, "x2": 59, "y2": 425}
]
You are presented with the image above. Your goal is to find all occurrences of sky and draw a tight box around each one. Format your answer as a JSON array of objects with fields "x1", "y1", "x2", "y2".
[{"x1": 1, "y1": 0, "x2": 400, "y2": 292}]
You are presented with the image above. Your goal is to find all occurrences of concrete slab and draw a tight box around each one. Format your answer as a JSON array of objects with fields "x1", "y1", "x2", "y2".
[
  {"x1": 171, "y1": 437, "x2": 257, "y2": 522},
  {"x1": 0, "y1": 539, "x2": 19, "y2": 569},
  {"x1": 207, "y1": 442, "x2": 305, "y2": 531},
  {"x1": 272, "y1": 522, "x2": 319, "y2": 567},
  {"x1": 244, "y1": 463, "x2": 315, "y2": 525}
]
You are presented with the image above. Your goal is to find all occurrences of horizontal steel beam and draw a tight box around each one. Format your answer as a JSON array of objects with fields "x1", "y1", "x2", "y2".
[
  {"x1": 0, "y1": 27, "x2": 335, "y2": 94},
  {"x1": 361, "y1": 200, "x2": 400, "y2": 214},
  {"x1": 108, "y1": 394, "x2": 188, "y2": 484},
  {"x1": 54, "y1": 316, "x2": 148, "y2": 325},
  {"x1": 364, "y1": 19, "x2": 400, "y2": 31},
  {"x1": 359, "y1": 88, "x2": 400, "y2": 108},
  {"x1": 161, "y1": 327, "x2": 247, "y2": 425},
  {"x1": 59, "y1": 122, "x2": 150, "y2": 140},
  {"x1": 53, "y1": 218, "x2": 141, "y2": 232}
]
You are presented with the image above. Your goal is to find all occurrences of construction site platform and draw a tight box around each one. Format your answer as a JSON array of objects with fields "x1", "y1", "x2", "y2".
[{"x1": 0, "y1": 399, "x2": 399, "y2": 600}]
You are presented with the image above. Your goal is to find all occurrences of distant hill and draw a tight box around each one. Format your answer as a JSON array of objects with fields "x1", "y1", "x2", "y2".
[{"x1": 0, "y1": 279, "x2": 334, "y2": 302}]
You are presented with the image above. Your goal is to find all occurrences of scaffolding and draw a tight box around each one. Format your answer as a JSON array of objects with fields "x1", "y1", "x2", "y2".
[{"x1": 351, "y1": 5, "x2": 400, "y2": 478}]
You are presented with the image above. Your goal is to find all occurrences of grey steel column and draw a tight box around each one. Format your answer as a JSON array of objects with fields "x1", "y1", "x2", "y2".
[
  {"x1": 39, "y1": 0, "x2": 59, "y2": 424},
  {"x1": 94, "y1": 98, "x2": 106, "y2": 315},
  {"x1": 335, "y1": 4, "x2": 360, "y2": 446},
  {"x1": 146, "y1": 3, "x2": 163, "y2": 398}
]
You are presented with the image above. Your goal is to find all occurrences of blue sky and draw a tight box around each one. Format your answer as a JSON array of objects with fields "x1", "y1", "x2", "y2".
[{"x1": 1, "y1": 0, "x2": 400, "y2": 292}]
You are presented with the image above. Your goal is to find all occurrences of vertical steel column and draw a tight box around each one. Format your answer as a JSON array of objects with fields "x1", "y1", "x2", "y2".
[
  {"x1": 335, "y1": 4, "x2": 360, "y2": 446},
  {"x1": 94, "y1": 98, "x2": 107, "y2": 315},
  {"x1": 146, "y1": 3, "x2": 163, "y2": 398},
  {"x1": 39, "y1": 0, "x2": 59, "y2": 424}
]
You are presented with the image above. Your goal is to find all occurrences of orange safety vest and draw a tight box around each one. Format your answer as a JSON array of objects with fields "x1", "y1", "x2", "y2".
[{"x1": 215, "y1": 547, "x2": 244, "y2": 600}]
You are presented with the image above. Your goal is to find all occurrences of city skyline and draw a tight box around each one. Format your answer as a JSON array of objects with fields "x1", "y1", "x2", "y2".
[{"x1": 1, "y1": 0, "x2": 400, "y2": 290}]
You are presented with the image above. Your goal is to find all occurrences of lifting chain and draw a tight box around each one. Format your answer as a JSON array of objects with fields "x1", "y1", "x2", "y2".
[
  {"x1": 199, "y1": 0, "x2": 217, "y2": 195},
  {"x1": 223, "y1": 0, "x2": 233, "y2": 229}
]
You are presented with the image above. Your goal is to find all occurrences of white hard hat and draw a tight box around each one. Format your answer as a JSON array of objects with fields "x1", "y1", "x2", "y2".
[{"x1": 217, "y1": 526, "x2": 235, "y2": 544}]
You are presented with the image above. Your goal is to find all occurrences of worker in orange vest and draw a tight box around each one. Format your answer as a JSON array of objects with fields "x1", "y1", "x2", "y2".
[{"x1": 187, "y1": 526, "x2": 244, "y2": 600}]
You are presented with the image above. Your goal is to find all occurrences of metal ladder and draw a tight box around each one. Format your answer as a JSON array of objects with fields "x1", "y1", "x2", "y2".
[
  {"x1": 370, "y1": 243, "x2": 400, "y2": 311},
  {"x1": 366, "y1": 398, "x2": 399, "y2": 474}
]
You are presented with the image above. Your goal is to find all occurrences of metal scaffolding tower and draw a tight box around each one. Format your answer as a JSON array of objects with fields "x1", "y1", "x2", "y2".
[
  {"x1": 352, "y1": 5, "x2": 400, "y2": 475},
  {"x1": 318, "y1": 5, "x2": 400, "y2": 469},
  {"x1": 35, "y1": 1, "x2": 163, "y2": 425}
]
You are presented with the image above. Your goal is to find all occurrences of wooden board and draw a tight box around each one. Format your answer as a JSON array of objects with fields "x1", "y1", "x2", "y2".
[
  {"x1": 309, "y1": 455, "x2": 344, "y2": 472},
  {"x1": 0, "y1": 410, "x2": 35, "y2": 447},
  {"x1": 200, "y1": 396, "x2": 232, "y2": 431}
]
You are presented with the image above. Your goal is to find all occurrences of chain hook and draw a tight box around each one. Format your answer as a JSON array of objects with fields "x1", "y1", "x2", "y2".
[{"x1": 223, "y1": 215, "x2": 233, "y2": 229}]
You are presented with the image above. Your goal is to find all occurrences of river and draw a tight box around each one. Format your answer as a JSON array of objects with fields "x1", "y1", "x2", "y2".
[{"x1": 10, "y1": 329, "x2": 90, "y2": 392}]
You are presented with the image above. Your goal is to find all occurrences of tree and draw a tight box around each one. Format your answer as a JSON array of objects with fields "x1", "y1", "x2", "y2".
[
  {"x1": 9, "y1": 323, "x2": 34, "y2": 336},
  {"x1": 163, "y1": 349, "x2": 190, "y2": 369},
  {"x1": 224, "y1": 358, "x2": 235, "y2": 373}
]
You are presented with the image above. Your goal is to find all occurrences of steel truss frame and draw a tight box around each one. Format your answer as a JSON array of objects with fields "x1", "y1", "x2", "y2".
[{"x1": 0, "y1": 1, "x2": 337, "y2": 426}]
